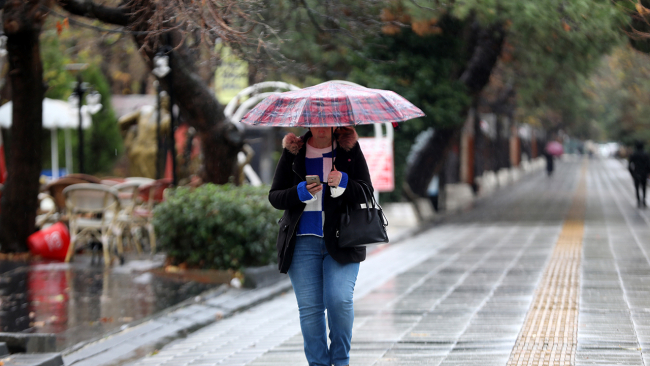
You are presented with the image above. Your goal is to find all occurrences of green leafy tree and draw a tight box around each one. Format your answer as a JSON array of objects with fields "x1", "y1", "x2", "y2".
[
  {"x1": 251, "y1": 0, "x2": 385, "y2": 82},
  {"x1": 82, "y1": 66, "x2": 123, "y2": 175},
  {"x1": 507, "y1": 0, "x2": 625, "y2": 138},
  {"x1": 348, "y1": 0, "x2": 624, "y2": 198},
  {"x1": 579, "y1": 45, "x2": 650, "y2": 146},
  {"x1": 348, "y1": 24, "x2": 471, "y2": 201},
  {"x1": 40, "y1": 27, "x2": 123, "y2": 176}
]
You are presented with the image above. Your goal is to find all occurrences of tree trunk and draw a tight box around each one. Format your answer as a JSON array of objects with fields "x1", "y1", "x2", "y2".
[
  {"x1": 405, "y1": 127, "x2": 459, "y2": 197},
  {"x1": 471, "y1": 98, "x2": 483, "y2": 192},
  {"x1": 59, "y1": 0, "x2": 243, "y2": 184},
  {"x1": 150, "y1": 35, "x2": 242, "y2": 184},
  {"x1": 0, "y1": 0, "x2": 46, "y2": 252},
  {"x1": 404, "y1": 21, "x2": 505, "y2": 198},
  {"x1": 495, "y1": 116, "x2": 509, "y2": 170}
]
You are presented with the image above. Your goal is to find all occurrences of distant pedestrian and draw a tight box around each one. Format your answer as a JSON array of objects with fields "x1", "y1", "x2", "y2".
[
  {"x1": 269, "y1": 126, "x2": 371, "y2": 366},
  {"x1": 544, "y1": 140, "x2": 563, "y2": 177},
  {"x1": 544, "y1": 152, "x2": 554, "y2": 176},
  {"x1": 628, "y1": 141, "x2": 650, "y2": 208}
]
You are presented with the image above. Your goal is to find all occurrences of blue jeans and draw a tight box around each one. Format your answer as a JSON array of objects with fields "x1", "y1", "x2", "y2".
[{"x1": 288, "y1": 235, "x2": 359, "y2": 366}]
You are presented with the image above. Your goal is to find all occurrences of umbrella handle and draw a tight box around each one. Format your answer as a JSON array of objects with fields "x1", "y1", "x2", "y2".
[{"x1": 331, "y1": 127, "x2": 335, "y2": 171}]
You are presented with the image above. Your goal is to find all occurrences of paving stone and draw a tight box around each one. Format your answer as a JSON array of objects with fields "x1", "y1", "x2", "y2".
[{"x1": 122, "y1": 160, "x2": 650, "y2": 366}]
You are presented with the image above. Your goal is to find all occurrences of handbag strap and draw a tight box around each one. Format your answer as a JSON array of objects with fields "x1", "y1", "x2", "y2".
[
  {"x1": 343, "y1": 181, "x2": 371, "y2": 225},
  {"x1": 357, "y1": 181, "x2": 388, "y2": 227},
  {"x1": 357, "y1": 181, "x2": 372, "y2": 207}
]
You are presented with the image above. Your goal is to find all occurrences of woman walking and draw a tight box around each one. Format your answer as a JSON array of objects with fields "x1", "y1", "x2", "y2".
[
  {"x1": 629, "y1": 141, "x2": 650, "y2": 208},
  {"x1": 269, "y1": 126, "x2": 371, "y2": 366}
]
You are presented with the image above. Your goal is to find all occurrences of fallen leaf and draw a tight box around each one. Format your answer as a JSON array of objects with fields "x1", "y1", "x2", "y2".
[{"x1": 165, "y1": 265, "x2": 180, "y2": 273}]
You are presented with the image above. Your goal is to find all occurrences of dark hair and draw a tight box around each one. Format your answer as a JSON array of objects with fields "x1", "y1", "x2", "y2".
[{"x1": 635, "y1": 141, "x2": 645, "y2": 150}]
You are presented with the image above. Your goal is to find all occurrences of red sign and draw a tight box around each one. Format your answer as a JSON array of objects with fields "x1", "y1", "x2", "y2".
[{"x1": 358, "y1": 138, "x2": 394, "y2": 192}]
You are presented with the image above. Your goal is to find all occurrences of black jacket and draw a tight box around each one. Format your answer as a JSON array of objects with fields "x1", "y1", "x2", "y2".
[
  {"x1": 269, "y1": 128, "x2": 372, "y2": 273},
  {"x1": 629, "y1": 150, "x2": 650, "y2": 180}
]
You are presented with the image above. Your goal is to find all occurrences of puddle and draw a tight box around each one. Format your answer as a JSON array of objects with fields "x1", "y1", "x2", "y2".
[{"x1": 0, "y1": 255, "x2": 217, "y2": 351}]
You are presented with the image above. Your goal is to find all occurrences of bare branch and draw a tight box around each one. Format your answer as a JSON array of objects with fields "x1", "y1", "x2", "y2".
[
  {"x1": 56, "y1": 0, "x2": 131, "y2": 26},
  {"x1": 299, "y1": 0, "x2": 325, "y2": 33},
  {"x1": 409, "y1": 0, "x2": 440, "y2": 12}
]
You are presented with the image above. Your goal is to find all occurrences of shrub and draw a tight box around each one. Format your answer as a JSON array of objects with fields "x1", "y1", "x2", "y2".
[{"x1": 152, "y1": 184, "x2": 281, "y2": 270}]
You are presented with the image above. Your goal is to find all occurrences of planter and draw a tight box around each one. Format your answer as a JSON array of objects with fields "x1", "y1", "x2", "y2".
[
  {"x1": 242, "y1": 264, "x2": 285, "y2": 289},
  {"x1": 149, "y1": 266, "x2": 236, "y2": 284},
  {"x1": 149, "y1": 264, "x2": 285, "y2": 289}
]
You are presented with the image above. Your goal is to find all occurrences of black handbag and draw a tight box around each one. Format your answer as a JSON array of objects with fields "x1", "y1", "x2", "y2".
[{"x1": 336, "y1": 181, "x2": 389, "y2": 248}]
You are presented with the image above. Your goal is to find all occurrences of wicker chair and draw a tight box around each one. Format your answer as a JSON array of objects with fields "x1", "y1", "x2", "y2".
[
  {"x1": 63, "y1": 174, "x2": 102, "y2": 184},
  {"x1": 112, "y1": 181, "x2": 149, "y2": 254},
  {"x1": 43, "y1": 177, "x2": 89, "y2": 213},
  {"x1": 36, "y1": 192, "x2": 58, "y2": 228},
  {"x1": 125, "y1": 177, "x2": 155, "y2": 186},
  {"x1": 63, "y1": 183, "x2": 120, "y2": 266},
  {"x1": 131, "y1": 178, "x2": 173, "y2": 254}
]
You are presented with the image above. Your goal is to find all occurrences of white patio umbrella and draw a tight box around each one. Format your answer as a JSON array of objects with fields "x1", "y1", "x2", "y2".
[{"x1": 0, "y1": 98, "x2": 92, "y2": 179}]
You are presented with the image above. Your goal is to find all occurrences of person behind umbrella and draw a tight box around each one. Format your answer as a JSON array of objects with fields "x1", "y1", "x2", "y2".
[
  {"x1": 269, "y1": 126, "x2": 371, "y2": 366},
  {"x1": 543, "y1": 149, "x2": 554, "y2": 177},
  {"x1": 629, "y1": 141, "x2": 650, "y2": 208}
]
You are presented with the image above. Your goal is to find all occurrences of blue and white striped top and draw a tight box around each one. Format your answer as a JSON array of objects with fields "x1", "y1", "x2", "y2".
[{"x1": 296, "y1": 142, "x2": 348, "y2": 237}]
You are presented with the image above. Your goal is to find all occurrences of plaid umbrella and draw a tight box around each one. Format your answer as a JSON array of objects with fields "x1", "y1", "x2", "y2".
[{"x1": 239, "y1": 81, "x2": 424, "y2": 127}]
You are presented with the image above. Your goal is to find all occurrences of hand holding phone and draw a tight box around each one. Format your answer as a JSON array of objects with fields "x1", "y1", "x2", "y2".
[
  {"x1": 305, "y1": 175, "x2": 322, "y2": 195},
  {"x1": 306, "y1": 175, "x2": 320, "y2": 185}
]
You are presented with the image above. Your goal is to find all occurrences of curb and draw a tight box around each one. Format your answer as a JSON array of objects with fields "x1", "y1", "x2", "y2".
[
  {"x1": 62, "y1": 278, "x2": 293, "y2": 366},
  {"x1": 61, "y1": 225, "x2": 429, "y2": 366}
]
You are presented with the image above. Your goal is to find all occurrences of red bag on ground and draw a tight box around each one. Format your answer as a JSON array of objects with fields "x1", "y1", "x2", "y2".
[{"x1": 27, "y1": 222, "x2": 70, "y2": 261}]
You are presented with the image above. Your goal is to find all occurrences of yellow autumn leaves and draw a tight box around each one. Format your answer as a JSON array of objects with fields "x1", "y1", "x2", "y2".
[
  {"x1": 380, "y1": 8, "x2": 442, "y2": 36},
  {"x1": 637, "y1": 1, "x2": 650, "y2": 17}
]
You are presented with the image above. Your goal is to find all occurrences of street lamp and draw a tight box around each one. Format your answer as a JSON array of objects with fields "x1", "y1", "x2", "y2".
[
  {"x1": 67, "y1": 83, "x2": 102, "y2": 174},
  {"x1": 66, "y1": 64, "x2": 101, "y2": 174},
  {"x1": 153, "y1": 80, "x2": 162, "y2": 179},
  {"x1": 152, "y1": 48, "x2": 177, "y2": 185}
]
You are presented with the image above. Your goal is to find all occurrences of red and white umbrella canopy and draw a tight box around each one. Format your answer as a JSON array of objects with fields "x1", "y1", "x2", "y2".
[{"x1": 239, "y1": 81, "x2": 424, "y2": 127}]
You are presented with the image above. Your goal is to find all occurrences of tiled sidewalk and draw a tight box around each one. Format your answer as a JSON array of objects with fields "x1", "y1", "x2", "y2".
[
  {"x1": 130, "y1": 158, "x2": 650, "y2": 366},
  {"x1": 577, "y1": 159, "x2": 650, "y2": 365}
]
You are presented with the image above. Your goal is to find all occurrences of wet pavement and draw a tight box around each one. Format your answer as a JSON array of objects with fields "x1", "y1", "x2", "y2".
[
  {"x1": 578, "y1": 159, "x2": 650, "y2": 365},
  {"x1": 127, "y1": 157, "x2": 650, "y2": 366},
  {"x1": 0, "y1": 254, "x2": 217, "y2": 351}
]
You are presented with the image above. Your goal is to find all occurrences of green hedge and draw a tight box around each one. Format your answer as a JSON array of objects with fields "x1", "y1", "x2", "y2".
[{"x1": 152, "y1": 184, "x2": 281, "y2": 270}]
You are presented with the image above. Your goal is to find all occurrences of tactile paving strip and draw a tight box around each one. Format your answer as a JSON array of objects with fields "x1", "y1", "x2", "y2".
[{"x1": 507, "y1": 164, "x2": 586, "y2": 366}]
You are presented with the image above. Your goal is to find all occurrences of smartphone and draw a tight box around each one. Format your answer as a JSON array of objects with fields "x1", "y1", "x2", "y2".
[{"x1": 306, "y1": 175, "x2": 320, "y2": 185}]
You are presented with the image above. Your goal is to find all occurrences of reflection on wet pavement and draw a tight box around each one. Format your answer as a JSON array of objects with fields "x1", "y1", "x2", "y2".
[
  {"x1": 0, "y1": 255, "x2": 217, "y2": 351},
  {"x1": 0, "y1": 260, "x2": 30, "y2": 333}
]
